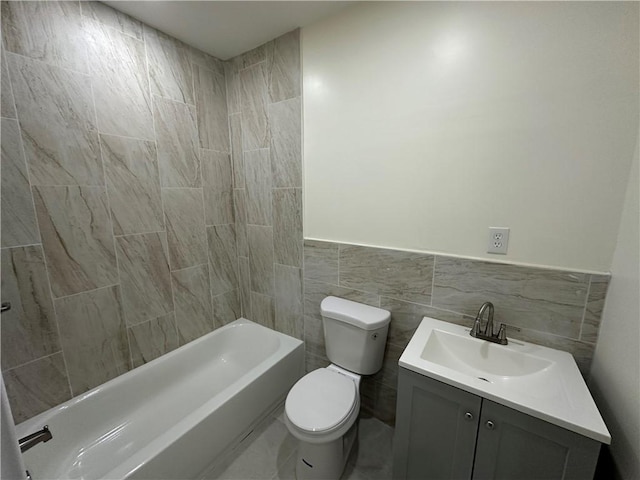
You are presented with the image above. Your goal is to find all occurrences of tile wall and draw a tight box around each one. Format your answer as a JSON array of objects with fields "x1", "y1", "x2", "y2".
[
  {"x1": 0, "y1": 1, "x2": 242, "y2": 423},
  {"x1": 303, "y1": 240, "x2": 609, "y2": 425}
]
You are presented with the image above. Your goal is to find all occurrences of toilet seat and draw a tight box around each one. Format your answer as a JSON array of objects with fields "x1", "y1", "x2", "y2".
[{"x1": 285, "y1": 368, "x2": 358, "y2": 435}]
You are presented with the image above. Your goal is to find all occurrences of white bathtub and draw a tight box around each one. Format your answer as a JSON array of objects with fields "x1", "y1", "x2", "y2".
[{"x1": 16, "y1": 319, "x2": 304, "y2": 480}]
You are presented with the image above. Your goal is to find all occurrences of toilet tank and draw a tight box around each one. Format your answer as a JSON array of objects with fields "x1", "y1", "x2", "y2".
[{"x1": 320, "y1": 296, "x2": 391, "y2": 375}]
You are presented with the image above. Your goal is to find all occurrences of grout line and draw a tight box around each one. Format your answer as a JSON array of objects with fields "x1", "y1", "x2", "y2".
[
  {"x1": 430, "y1": 255, "x2": 437, "y2": 306},
  {"x1": 4, "y1": 50, "x2": 90, "y2": 78},
  {"x1": 0, "y1": 242, "x2": 43, "y2": 251},
  {"x1": 52, "y1": 283, "x2": 120, "y2": 301},
  {"x1": 2, "y1": 351, "x2": 64, "y2": 373},
  {"x1": 112, "y1": 229, "x2": 166, "y2": 239},
  {"x1": 578, "y1": 275, "x2": 593, "y2": 341}
]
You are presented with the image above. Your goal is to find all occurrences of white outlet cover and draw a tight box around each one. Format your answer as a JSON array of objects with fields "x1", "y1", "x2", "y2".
[{"x1": 488, "y1": 227, "x2": 510, "y2": 254}]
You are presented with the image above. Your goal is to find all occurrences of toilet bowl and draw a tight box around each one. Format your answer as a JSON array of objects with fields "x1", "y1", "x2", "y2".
[{"x1": 284, "y1": 297, "x2": 390, "y2": 480}]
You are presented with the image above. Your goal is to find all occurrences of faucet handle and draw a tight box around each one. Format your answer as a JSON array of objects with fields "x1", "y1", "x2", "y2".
[
  {"x1": 470, "y1": 318, "x2": 482, "y2": 337},
  {"x1": 497, "y1": 324, "x2": 508, "y2": 344}
]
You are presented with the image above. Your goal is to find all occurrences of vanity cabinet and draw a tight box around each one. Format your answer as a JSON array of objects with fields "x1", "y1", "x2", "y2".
[{"x1": 393, "y1": 367, "x2": 601, "y2": 480}]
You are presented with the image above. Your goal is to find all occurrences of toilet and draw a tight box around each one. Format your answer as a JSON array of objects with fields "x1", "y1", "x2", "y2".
[{"x1": 284, "y1": 296, "x2": 391, "y2": 480}]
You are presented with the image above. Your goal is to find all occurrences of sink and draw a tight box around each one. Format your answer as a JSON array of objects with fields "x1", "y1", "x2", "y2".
[{"x1": 399, "y1": 316, "x2": 611, "y2": 444}]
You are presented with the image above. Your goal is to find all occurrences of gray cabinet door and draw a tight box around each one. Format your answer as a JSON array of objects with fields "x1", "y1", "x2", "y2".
[
  {"x1": 393, "y1": 368, "x2": 482, "y2": 480},
  {"x1": 472, "y1": 399, "x2": 601, "y2": 480}
]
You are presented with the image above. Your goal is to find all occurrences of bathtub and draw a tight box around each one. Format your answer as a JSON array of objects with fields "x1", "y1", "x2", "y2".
[{"x1": 15, "y1": 319, "x2": 304, "y2": 480}]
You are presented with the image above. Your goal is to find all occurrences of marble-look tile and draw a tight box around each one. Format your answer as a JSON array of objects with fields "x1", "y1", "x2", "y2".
[
  {"x1": 273, "y1": 189, "x2": 302, "y2": 267},
  {"x1": 269, "y1": 97, "x2": 301, "y2": 188},
  {"x1": 154, "y1": 96, "x2": 201, "y2": 187},
  {"x1": 8, "y1": 53, "x2": 103, "y2": 186},
  {"x1": 100, "y1": 134, "x2": 164, "y2": 235},
  {"x1": 3, "y1": 353, "x2": 71, "y2": 423},
  {"x1": 1, "y1": 118, "x2": 40, "y2": 247},
  {"x1": 224, "y1": 59, "x2": 242, "y2": 115},
  {"x1": 303, "y1": 278, "x2": 380, "y2": 321},
  {"x1": 304, "y1": 314, "x2": 326, "y2": 357},
  {"x1": 347, "y1": 417, "x2": 395, "y2": 479},
  {"x1": 275, "y1": 264, "x2": 303, "y2": 339},
  {"x1": 1, "y1": 48, "x2": 16, "y2": 118},
  {"x1": 373, "y1": 342, "x2": 404, "y2": 390},
  {"x1": 268, "y1": 30, "x2": 300, "y2": 103},
  {"x1": 213, "y1": 290, "x2": 241, "y2": 328},
  {"x1": 305, "y1": 350, "x2": 329, "y2": 374},
  {"x1": 303, "y1": 240, "x2": 339, "y2": 284},
  {"x1": 240, "y1": 63, "x2": 269, "y2": 150},
  {"x1": 207, "y1": 224, "x2": 239, "y2": 296},
  {"x1": 163, "y1": 188, "x2": 208, "y2": 270},
  {"x1": 380, "y1": 297, "x2": 474, "y2": 348},
  {"x1": 172, "y1": 264, "x2": 213, "y2": 344},
  {"x1": 370, "y1": 381, "x2": 397, "y2": 426},
  {"x1": 80, "y1": 1, "x2": 142, "y2": 40},
  {"x1": 194, "y1": 64, "x2": 229, "y2": 152},
  {"x1": 128, "y1": 313, "x2": 178, "y2": 368},
  {"x1": 54, "y1": 285, "x2": 130, "y2": 394},
  {"x1": 190, "y1": 48, "x2": 225, "y2": 78},
  {"x1": 86, "y1": 19, "x2": 153, "y2": 140},
  {"x1": 238, "y1": 257, "x2": 252, "y2": 319},
  {"x1": 145, "y1": 26, "x2": 194, "y2": 105},
  {"x1": 248, "y1": 225, "x2": 274, "y2": 296},
  {"x1": 229, "y1": 114, "x2": 244, "y2": 188},
  {"x1": 242, "y1": 44, "x2": 268, "y2": 68},
  {"x1": 116, "y1": 232, "x2": 173, "y2": 325},
  {"x1": 245, "y1": 149, "x2": 273, "y2": 225},
  {"x1": 202, "y1": 150, "x2": 234, "y2": 225},
  {"x1": 581, "y1": 274, "x2": 610, "y2": 344},
  {"x1": 33, "y1": 186, "x2": 118, "y2": 298},
  {"x1": 250, "y1": 292, "x2": 275, "y2": 329},
  {"x1": 340, "y1": 245, "x2": 434, "y2": 305},
  {"x1": 1, "y1": 1, "x2": 87, "y2": 73},
  {"x1": 432, "y1": 256, "x2": 590, "y2": 339},
  {"x1": 234, "y1": 189, "x2": 249, "y2": 257},
  {"x1": 1, "y1": 246, "x2": 59, "y2": 369}
]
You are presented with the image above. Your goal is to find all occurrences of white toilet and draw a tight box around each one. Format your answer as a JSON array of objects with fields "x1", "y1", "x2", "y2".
[{"x1": 284, "y1": 296, "x2": 391, "y2": 480}]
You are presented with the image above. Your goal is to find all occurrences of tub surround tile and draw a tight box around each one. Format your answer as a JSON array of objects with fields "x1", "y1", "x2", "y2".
[
  {"x1": 1, "y1": 49, "x2": 17, "y2": 118},
  {"x1": 269, "y1": 97, "x2": 302, "y2": 188},
  {"x1": 268, "y1": 30, "x2": 301, "y2": 103},
  {"x1": 33, "y1": 186, "x2": 118, "y2": 298},
  {"x1": 229, "y1": 114, "x2": 244, "y2": 187},
  {"x1": 234, "y1": 189, "x2": 249, "y2": 257},
  {"x1": 1, "y1": 118, "x2": 40, "y2": 247},
  {"x1": 303, "y1": 240, "x2": 339, "y2": 284},
  {"x1": 242, "y1": 44, "x2": 268, "y2": 69},
  {"x1": 202, "y1": 150, "x2": 234, "y2": 226},
  {"x1": 1, "y1": 246, "x2": 59, "y2": 369},
  {"x1": 100, "y1": 134, "x2": 164, "y2": 236},
  {"x1": 432, "y1": 256, "x2": 589, "y2": 338},
  {"x1": 163, "y1": 188, "x2": 208, "y2": 270},
  {"x1": 273, "y1": 188, "x2": 302, "y2": 267},
  {"x1": 86, "y1": 19, "x2": 154, "y2": 140},
  {"x1": 194, "y1": 64, "x2": 229, "y2": 152},
  {"x1": 154, "y1": 96, "x2": 201, "y2": 187},
  {"x1": 54, "y1": 285, "x2": 131, "y2": 395},
  {"x1": 116, "y1": 232, "x2": 173, "y2": 325},
  {"x1": 275, "y1": 264, "x2": 302, "y2": 339},
  {"x1": 250, "y1": 292, "x2": 275, "y2": 329},
  {"x1": 3, "y1": 353, "x2": 72, "y2": 424},
  {"x1": 248, "y1": 225, "x2": 275, "y2": 296},
  {"x1": 190, "y1": 48, "x2": 225, "y2": 78},
  {"x1": 238, "y1": 256, "x2": 252, "y2": 319},
  {"x1": 581, "y1": 274, "x2": 610, "y2": 344},
  {"x1": 240, "y1": 62, "x2": 269, "y2": 150},
  {"x1": 303, "y1": 278, "x2": 380, "y2": 321},
  {"x1": 172, "y1": 264, "x2": 213, "y2": 344},
  {"x1": 8, "y1": 53, "x2": 103, "y2": 186},
  {"x1": 245, "y1": 149, "x2": 273, "y2": 225},
  {"x1": 145, "y1": 26, "x2": 194, "y2": 105},
  {"x1": 128, "y1": 313, "x2": 178, "y2": 367},
  {"x1": 207, "y1": 224, "x2": 239, "y2": 296},
  {"x1": 80, "y1": 1, "x2": 143, "y2": 40},
  {"x1": 1, "y1": 1, "x2": 87, "y2": 73},
  {"x1": 224, "y1": 60, "x2": 241, "y2": 116},
  {"x1": 213, "y1": 290, "x2": 241, "y2": 329},
  {"x1": 339, "y1": 245, "x2": 434, "y2": 305}
]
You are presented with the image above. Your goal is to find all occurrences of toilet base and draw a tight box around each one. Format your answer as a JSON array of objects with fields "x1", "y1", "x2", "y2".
[{"x1": 294, "y1": 421, "x2": 358, "y2": 480}]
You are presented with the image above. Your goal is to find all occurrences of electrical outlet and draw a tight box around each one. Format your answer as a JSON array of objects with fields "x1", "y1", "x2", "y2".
[{"x1": 487, "y1": 227, "x2": 510, "y2": 254}]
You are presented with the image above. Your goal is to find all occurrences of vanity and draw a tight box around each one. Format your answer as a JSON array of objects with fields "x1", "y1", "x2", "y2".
[{"x1": 393, "y1": 317, "x2": 610, "y2": 480}]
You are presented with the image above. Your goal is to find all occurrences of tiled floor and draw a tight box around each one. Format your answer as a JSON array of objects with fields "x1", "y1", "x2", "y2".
[{"x1": 204, "y1": 405, "x2": 394, "y2": 480}]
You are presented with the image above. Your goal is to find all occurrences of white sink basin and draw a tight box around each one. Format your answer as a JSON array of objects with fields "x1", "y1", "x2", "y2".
[{"x1": 399, "y1": 316, "x2": 610, "y2": 444}]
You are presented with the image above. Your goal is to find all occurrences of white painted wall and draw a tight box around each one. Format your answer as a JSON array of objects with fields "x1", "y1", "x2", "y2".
[
  {"x1": 589, "y1": 138, "x2": 639, "y2": 479},
  {"x1": 302, "y1": 2, "x2": 638, "y2": 271}
]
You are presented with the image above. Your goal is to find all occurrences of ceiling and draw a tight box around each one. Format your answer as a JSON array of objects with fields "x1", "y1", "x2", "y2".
[{"x1": 104, "y1": 1, "x2": 354, "y2": 60}]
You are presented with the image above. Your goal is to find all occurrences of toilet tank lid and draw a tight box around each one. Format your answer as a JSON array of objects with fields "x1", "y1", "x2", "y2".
[{"x1": 320, "y1": 296, "x2": 390, "y2": 330}]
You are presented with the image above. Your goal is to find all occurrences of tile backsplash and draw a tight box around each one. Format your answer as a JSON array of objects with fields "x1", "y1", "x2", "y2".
[{"x1": 303, "y1": 240, "x2": 609, "y2": 425}]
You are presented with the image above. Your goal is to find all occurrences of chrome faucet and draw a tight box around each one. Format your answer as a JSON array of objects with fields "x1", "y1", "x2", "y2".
[
  {"x1": 19, "y1": 425, "x2": 52, "y2": 453},
  {"x1": 470, "y1": 302, "x2": 508, "y2": 345}
]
